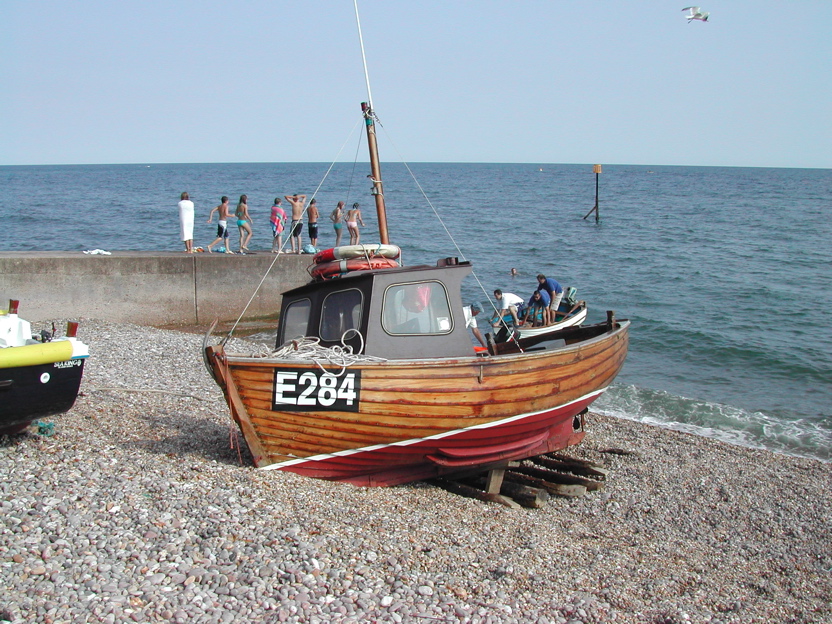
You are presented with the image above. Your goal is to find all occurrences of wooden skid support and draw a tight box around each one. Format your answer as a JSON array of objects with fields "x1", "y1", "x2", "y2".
[
  {"x1": 496, "y1": 479, "x2": 550, "y2": 508},
  {"x1": 504, "y1": 470, "x2": 587, "y2": 498},
  {"x1": 485, "y1": 468, "x2": 506, "y2": 494},
  {"x1": 535, "y1": 453, "x2": 610, "y2": 479},
  {"x1": 430, "y1": 451, "x2": 608, "y2": 507},
  {"x1": 515, "y1": 464, "x2": 605, "y2": 492},
  {"x1": 429, "y1": 478, "x2": 521, "y2": 509}
]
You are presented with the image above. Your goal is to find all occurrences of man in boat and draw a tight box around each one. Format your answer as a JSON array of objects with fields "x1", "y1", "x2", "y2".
[
  {"x1": 284, "y1": 193, "x2": 307, "y2": 254},
  {"x1": 521, "y1": 289, "x2": 550, "y2": 327},
  {"x1": 490, "y1": 289, "x2": 524, "y2": 327},
  {"x1": 206, "y1": 196, "x2": 233, "y2": 253},
  {"x1": 462, "y1": 302, "x2": 488, "y2": 349},
  {"x1": 536, "y1": 274, "x2": 563, "y2": 325}
]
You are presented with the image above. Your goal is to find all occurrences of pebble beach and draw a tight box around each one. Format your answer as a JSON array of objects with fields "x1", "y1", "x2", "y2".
[{"x1": 2, "y1": 320, "x2": 830, "y2": 624}]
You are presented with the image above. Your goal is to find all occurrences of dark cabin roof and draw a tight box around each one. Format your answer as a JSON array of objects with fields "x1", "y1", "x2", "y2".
[{"x1": 277, "y1": 260, "x2": 478, "y2": 360}]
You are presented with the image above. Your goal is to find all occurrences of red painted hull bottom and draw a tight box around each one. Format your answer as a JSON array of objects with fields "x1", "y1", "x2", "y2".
[{"x1": 266, "y1": 391, "x2": 601, "y2": 486}]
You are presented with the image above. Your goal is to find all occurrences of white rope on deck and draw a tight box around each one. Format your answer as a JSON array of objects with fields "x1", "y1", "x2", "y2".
[{"x1": 247, "y1": 330, "x2": 386, "y2": 377}]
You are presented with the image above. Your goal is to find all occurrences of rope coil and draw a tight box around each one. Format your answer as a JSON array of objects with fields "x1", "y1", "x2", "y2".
[{"x1": 247, "y1": 331, "x2": 386, "y2": 377}]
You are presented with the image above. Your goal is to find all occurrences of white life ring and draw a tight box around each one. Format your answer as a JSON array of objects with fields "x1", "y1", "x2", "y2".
[{"x1": 313, "y1": 243, "x2": 401, "y2": 264}]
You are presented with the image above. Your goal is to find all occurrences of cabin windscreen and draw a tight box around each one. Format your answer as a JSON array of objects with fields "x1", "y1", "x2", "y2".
[
  {"x1": 280, "y1": 298, "x2": 311, "y2": 344},
  {"x1": 382, "y1": 281, "x2": 453, "y2": 335},
  {"x1": 320, "y1": 289, "x2": 364, "y2": 342}
]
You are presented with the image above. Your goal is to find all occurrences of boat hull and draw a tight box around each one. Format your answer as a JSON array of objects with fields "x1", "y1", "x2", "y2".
[
  {"x1": 208, "y1": 320, "x2": 629, "y2": 486},
  {"x1": 516, "y1": 305, "x2": 588, "y2": 338},
  {"x1": 492, "y1": 302, "x2": 588, "y2": 344},
  {"x1": 0, "y1": 358, "x2": 86, "y2": 434}
]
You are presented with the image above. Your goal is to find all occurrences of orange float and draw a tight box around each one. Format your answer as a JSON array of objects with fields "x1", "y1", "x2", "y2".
[{"x1": 310, "y1": 256, "x2": 400, "y2": 280}]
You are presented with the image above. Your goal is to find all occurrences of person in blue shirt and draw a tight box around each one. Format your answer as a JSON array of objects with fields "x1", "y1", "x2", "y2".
[
  {"x1": 522, "y1": 288, "x2": 550, "y2": 326},
  {"x1": 536, "y1": 274, "x2": 563, "y2": 325}
]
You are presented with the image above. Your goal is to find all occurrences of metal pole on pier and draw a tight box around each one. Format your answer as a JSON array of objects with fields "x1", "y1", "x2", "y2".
[{"x1": 582, "y1": 164, "x2": 602, "y2": 222}]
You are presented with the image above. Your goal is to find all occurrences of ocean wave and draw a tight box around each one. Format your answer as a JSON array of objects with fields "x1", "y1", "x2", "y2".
[{"x1": 595, "y1": 384, "x2": 831, "y2": 463}]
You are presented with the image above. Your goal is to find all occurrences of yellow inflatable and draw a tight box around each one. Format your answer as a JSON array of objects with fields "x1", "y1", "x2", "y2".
[{"x1": 0, "y1": 340, "x2": 75, "y2": 369}]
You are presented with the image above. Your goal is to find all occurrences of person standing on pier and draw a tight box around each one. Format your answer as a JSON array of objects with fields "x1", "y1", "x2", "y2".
[
  {"x1": 235, "y1": 194, "x2": 253, "y2": 253},
  {"x1": 307, "y1": 198, "x2": 319, "y2": 249},
  {"x1": 346, "y1": 202, "x2": 365, "y2": 245},
  {"x1": 284, "y1": 193, "x2": 307, "y2": 253},
  {"x1": 330, "y1": 201, "x2": 345, "y2": 247},
  {"x1": 270, "y1": 198, "x2": 287, "y2": 254},
  {"x1": 206, "y1": 196, "x2": 232, "y2": 253},
  {"x1": 178, "y1": 192, "x2": 195, "y2": 253}
]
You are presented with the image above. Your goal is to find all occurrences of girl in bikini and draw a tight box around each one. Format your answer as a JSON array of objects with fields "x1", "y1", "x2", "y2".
[
  {"x1": 330, "y1": 201, "x2": 345, "y2": 247},
  {"x1": 236, "y1": 194, "x2": 253, "y2": 252},
  {"x1": 346, "y1": 202, "x2": 365, "y2": 245}
]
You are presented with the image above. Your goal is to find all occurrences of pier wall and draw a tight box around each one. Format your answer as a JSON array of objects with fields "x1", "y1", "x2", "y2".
[{"x1": 0, "y1": 252, "x2": 311, "y2": 325}]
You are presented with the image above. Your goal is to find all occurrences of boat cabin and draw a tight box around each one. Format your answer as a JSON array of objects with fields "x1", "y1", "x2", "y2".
[{"x1": 276, "y1": 259, "x2": 479, "y2": 359}]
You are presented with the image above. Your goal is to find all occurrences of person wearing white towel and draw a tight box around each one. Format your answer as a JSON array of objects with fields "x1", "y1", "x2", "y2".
[{"x1": 178, "y1": 191, "x2": 195, "y2": 253}]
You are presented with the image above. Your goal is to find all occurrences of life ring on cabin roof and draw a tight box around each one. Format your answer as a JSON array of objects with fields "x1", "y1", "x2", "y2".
[
  {"x1": 313, "y1": 243, "x2": 401, "y2": 264},
  {"x1": 310, "y1": 256, "x2": 400, "y2": 280}
]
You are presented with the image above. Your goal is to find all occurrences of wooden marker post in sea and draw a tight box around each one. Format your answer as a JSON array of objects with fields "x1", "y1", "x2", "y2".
[{"x1": 583, "y1": 164, "x2": 602, "y2": 223}]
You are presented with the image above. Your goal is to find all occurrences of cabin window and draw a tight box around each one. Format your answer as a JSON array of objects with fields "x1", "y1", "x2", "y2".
[
  {"x1": 281, "y1": 298, "x2": 311, "y2": 343},
  {"x1": 320, "y1": 289, "x2": 364, "y2": 342},
  {"x1": 382, "y1": 281, "x2": 452, "y2": 335}
]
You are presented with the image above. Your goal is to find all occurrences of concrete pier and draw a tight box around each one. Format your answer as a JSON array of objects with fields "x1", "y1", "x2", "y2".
[{"x1": 0, "y1": 252, "x2": 311, "y2": 325}]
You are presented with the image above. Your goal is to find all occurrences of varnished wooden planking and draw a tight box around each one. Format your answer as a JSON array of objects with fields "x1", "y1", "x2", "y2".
[
  {"x1": 216, "y1": 324, "x2": 630, "y2": 473},
  {"x1": 231, "y1": 336, "x2": 626, "y2": 414},
  {"x1": 228, "y1": 332, "x2": 626, "y2": 400},
  {"x1": 243, "y1": 390, "x2": 597, "y2": 457},
  {"x1": 248, "y1": 409, "x2": 477, "y2": 442},
  {"x1": 225, "y1": 330, "x2": 618, "y2": 383},
  {"x1": 229, "y1": 337, "x2": 627, "y2": 433}
]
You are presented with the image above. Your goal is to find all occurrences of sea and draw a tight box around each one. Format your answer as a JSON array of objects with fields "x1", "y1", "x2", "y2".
[{"x1": 3, "y1": 162, "x2": 831, "y2": 463}]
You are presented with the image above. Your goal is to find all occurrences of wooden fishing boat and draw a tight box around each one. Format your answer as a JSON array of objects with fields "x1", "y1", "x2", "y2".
[
  {"x1": 203, "y1": 3, "x2": 629, "y2": 486},
  {"x1": 205, "y1": 260, "x2": 628, "y2": 485},
  {"x1": 0, "y1": 300, "x2": 89, "y2": 435}
]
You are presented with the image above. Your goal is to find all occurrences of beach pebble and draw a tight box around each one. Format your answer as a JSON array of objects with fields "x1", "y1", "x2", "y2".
[{"x1": 0, "y1": 319, "x2": 830, "y2": 624}]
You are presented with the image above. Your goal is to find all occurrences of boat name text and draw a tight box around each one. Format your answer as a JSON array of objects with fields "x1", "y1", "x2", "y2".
[
  {"x1": 273, "y1": 368, "x2": 361, "y2": 412},
  {"x1": 53, "y1": 359, "x2": 83, "y2": 369}
]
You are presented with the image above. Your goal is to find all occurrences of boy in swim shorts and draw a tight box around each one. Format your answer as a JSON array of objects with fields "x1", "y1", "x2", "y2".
[
  {"x1": 284, "y1": 193, "x2": 307, "y2": 253},
  {"x1": 307, "y1": 198, "x2": 319, "y2": 249},
  {"x1": 206, "y1": 196, "x2": 232, "y2": 253}
]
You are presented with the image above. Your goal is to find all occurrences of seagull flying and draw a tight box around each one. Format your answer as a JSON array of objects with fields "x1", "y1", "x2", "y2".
[{"x1": 682, "y1": 6, "x2": 710, "y2": 22}]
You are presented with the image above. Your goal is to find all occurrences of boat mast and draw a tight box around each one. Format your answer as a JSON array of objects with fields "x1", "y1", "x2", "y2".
[{"x1": 354, "y1": 1, "x2": 389, "y2": 244}]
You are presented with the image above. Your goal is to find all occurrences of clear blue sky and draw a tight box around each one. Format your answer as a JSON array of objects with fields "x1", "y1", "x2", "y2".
[{"x1": 3, "y1": 1, "x2": 830, "y2": 168}]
